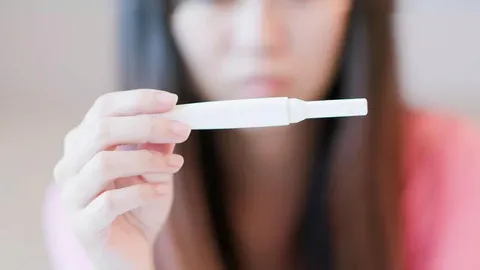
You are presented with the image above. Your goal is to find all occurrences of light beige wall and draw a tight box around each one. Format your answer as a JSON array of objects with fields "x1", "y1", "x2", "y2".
[
  {"x1": 0, "y1": 1, "x2": 479, "y2": 269},
  {"x1": 395, "y1": 13, "x2": 480, "y2": 119},
  {"x1": 0, "y1": 1, "x2": 115, "y2": 269}
]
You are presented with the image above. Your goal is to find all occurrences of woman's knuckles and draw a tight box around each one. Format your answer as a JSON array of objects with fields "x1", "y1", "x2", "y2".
[
  {"x1": 87, "y1": 150, "x2": 183, "y2": 178},
  {"x1": 53, "y1": 158, "x2": 75, "y2": 184},
  {"x1": 85, "y1": 115, "x2": 189, "y2": 147},
  {"x1": 85, "y1": 89, "x2": 178, "y2": 122}
]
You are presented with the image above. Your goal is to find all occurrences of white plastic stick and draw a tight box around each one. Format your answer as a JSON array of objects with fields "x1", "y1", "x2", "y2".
[{"x1": 158, "y1": 97, "x2": 368, "y2": 130}]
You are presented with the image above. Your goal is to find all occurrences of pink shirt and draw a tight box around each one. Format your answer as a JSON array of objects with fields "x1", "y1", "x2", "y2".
[
  {"x1": 403, "y1": 111, "x2": 480, "y2": 270},
  {"x1": 43, "y1": 110, "x2": 480, "y2": 269}
]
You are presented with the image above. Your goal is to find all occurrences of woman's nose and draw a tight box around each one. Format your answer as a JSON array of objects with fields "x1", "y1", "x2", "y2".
[{"x1": 231, "y1": 0, "x2": 284, "y2": 55}]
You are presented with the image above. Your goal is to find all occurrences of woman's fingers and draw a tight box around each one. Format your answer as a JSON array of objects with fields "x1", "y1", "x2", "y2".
[
  {"x1": 53, "y1": 89, "x2": 188, "y2": 182},
  {"x1": 61, "y1": 150, "x2": 183, "y2": 210},
  {"x1": 51, "y1": 89, "x2": 183, "y2": 254},
  {"x1": 80, "y1": 114, "x2": 189, "y2": 156},
  {"x1": 73, "y1": 183, "x2": 172, "y2": 236},
  {"x1": 83, "y1": 89, "x2": 178, "y2": 123},
  {"x1": 58, "y1": 115, "x2": 190, "y2": 180}
]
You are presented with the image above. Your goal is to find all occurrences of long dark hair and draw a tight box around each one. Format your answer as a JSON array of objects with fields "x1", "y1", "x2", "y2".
[{"x1": 118, "y1": 0, "x2": 404, "y2": 269}]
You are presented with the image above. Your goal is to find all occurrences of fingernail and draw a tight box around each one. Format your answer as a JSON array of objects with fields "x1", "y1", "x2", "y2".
[
  {"x1": 167, "y1": 154, "x2": 184, "y2": 167},
  {"x1": 170, "y1": 121, "x2": 191, "y2": 137},
  {"x1": 157, "y1": 92, "x2": 178, "y2": 106}
]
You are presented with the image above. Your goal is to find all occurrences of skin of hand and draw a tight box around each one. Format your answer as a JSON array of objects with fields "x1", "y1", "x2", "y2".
[{"x1": 53, "y1": 89, "x2": 191, "y2": 270}]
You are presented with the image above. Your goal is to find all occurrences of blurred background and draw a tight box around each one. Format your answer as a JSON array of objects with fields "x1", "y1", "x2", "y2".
[{"x1": 0, "y1": 1, "x2": 479, "y2": 269}]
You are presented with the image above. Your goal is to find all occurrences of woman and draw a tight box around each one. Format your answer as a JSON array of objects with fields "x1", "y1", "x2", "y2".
[{"x1": 43, "y1": 0, "x2": 480, "y2": 269}]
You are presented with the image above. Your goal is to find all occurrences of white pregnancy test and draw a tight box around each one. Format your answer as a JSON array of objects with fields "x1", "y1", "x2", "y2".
[{"x1": 159, "y1": 97, "x2": 368, "y2": 130}]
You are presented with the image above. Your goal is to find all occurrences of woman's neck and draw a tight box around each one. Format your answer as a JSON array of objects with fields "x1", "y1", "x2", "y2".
[{"x1": 218, "y1": 122, "x2": 320, "y2": 269}]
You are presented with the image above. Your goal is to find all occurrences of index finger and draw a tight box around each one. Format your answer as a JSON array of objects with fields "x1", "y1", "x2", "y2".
[{"x1": 83, "y1": 89, "x2": 178, "y2": 124}]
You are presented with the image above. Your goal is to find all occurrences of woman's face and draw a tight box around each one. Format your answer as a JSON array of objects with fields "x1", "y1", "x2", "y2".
[{"x1": 171, "y1": 0, "x2": 351, "y2": 101}]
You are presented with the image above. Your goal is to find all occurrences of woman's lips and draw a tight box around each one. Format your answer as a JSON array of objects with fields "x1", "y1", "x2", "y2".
[{"x1": 240, "y1": 76, "x2": 290, "y2": 97}]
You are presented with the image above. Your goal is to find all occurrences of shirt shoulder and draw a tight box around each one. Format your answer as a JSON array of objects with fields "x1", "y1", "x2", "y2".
[{"x1": 403, "y1": 109, "x2": 480, "y2": 270}]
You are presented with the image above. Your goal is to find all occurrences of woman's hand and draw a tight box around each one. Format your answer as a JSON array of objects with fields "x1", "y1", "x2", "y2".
[{"x1": 53, "y1": 89, "x2": 191, "y2": 270}]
